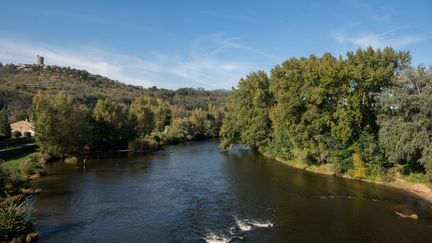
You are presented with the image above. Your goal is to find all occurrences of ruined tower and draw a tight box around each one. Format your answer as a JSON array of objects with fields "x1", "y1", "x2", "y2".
[{"x1": 36, "y1": 55, "x2": 44, "y2": 65}]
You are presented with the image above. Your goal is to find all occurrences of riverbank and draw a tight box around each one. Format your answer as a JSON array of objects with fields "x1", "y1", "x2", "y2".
[
  {"x1": 0, "y1": 152, "x2": 44, "y2": 242},
  {"x1": 263, "y1": 152, "x2": 432, "y2": 206}
]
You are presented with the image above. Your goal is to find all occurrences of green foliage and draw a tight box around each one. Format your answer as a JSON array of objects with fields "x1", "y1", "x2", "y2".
[
  {"x1": 64, "y1": 156, "x2": 79, "y2": 164},
  {"x1": 14, "y1": 111, "x2": 27, "y2": 121},
  {"x1": 377, "y1": 66, "x2": 432, "y2": 177},
  {"x1": 129, "y1": 95, "x2": 157, "y2": 137},
  {"x1": 154, "y1": 101, "x2": 172, "y2": 132},
  {"x1": 31, "y1": 92, "x2": 92, "y2": 158},
  {"x1": 23, "y1": 131, "x2": 31, "y2": 137},
  {"x1": 0, "y1": 199, "x2": 32, "y2": 236},
  {"x1": 220, "y1": 71, "x2": 272, "y2": 148},
  {"x1": 166, "y1": 118, "x2": 195, "y2": 142},
  {"x1": 352, "y1": 153, "x2": 367, "y2": 178},
  {"x1": 0, "y1": 64, "x2": 228, "y2": 121},
  {"x1": 0, "y1": 153, "x2": 42, "y2": 197},
  {"x1": 93, "y1": 99, "x2": 132, "y2": 149},
  {"x1": 128, "y1": 135, "x2": 160, "y2": 151},
  {"x1": 12, "y1": 131, "x2": 22, "y2": 138},
  {"x1": 0, "y1": 108, "x2": 11, "y2": 140},
  {"x1": 221, "y1": 47, "x2": 426, "y2": 178}
]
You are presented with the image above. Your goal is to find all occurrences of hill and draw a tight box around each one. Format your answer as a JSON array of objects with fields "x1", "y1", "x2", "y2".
[{"x1": 0, "y1": 63, "x2": 229, "y2": 120}]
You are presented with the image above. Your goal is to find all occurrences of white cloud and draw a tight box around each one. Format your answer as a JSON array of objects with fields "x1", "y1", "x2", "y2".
[
  {"x1": 332, "y1": 30, "x2": 426, "y2": 49},
  {"x1": 0, "y1": 35, "x2": 270, "y2": 89}
]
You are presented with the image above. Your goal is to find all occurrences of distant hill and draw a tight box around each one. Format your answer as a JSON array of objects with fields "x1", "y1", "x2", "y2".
[{"x1": 0, "y1": 63, "x2": 229, "y2": 120}]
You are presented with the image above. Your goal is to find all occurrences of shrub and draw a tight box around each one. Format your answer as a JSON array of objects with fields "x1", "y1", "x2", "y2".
[
  {"x1": 18, "y1": 155, "x2": 40, "y2": 175},
  {"x1": 23, "y1": 132, "x2": 31, "y2": 137},
  {"x1": 64, "y1": 156, "x2": 78, "y2": 164},
  {"x1": 12, "y1": 131, "x2": 22, "y2": 139},
  {"x1": 332, "y1": 148, "x2": 353, "y2": 176},
  {"x1": 0, "y1": 199, "x2": 33, "y2": 237},
  {"x1": 128, "y1": 136, "x2": 160, "y2": 151},
  {"x1": 352, "y1": 153, "x2": 367, "y2": 178},
  {"x1": 0, "y1": 165, "x2": 10, "y2": 194}
]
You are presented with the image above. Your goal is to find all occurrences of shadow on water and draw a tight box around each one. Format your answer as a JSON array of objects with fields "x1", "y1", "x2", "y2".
[{"x1": 31, "y1": 140, "x2": 432, "y2": 242}]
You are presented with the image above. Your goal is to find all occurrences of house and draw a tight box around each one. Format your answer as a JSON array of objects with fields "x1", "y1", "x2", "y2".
[{"x1": 11, "y1": 120, "x2": 35, "y2": 136}]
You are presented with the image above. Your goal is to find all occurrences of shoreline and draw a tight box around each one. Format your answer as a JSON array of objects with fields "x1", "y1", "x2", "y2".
[{"x1": 262, "y1": 152, "x2": 432, "y2": 206}]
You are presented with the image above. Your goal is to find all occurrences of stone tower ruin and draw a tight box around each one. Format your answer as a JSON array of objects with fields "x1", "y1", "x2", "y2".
[{"x1": 36, "y1": 55, "x2": 44, "y2": 65}]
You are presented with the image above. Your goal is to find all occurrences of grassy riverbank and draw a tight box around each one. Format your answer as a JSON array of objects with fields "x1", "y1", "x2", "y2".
[
  {"x1": 0, "y1": 152, "x2": 44, "y2": 241},
  {"x1": 263, "y1": 152, "x2": 432, "y2": 205}
]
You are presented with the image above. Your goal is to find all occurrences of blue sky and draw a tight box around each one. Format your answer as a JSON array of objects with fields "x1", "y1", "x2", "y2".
[{"x1": 0, "y1": 0, "x2": 431, "y2": 89}]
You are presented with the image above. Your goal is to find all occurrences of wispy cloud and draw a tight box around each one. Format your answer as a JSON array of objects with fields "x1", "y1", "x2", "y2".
[
  {"x1": 198, "y1": 10, "x2": 255, "y2": 23},
  {"x1": 339, "y1": 0, "x2": 396, "y2": 21},
  {"x1": 332, "y1": 30, "x2": 427, "y2": 49},
  {"x1": 0, "y1": 35, "x2": 274, "y2": 89}
]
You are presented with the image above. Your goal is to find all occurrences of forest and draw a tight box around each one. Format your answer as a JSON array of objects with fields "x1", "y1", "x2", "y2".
[
  {"x1": 220, "y1": 47, "x2": 432, "y2": 182},
  {"x1": 28, "y1": 91, "x2": 224, "y2": 160}
]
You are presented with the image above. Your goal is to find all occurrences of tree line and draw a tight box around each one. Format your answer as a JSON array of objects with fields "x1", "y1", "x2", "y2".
[
  {"x1": 31, "y1": 92, "x2": 224, "y2": 159},
  {"x1": 220, "y1": 47, "x2": 432, "y2": 181},
  {"x1": 0, "y1": 63, "x2": 229, "y2": 121}
]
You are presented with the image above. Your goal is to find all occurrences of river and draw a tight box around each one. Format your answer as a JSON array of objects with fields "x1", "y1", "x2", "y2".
[{"x1": 30, "y1": 140, "x2": 432, "y2": 242}]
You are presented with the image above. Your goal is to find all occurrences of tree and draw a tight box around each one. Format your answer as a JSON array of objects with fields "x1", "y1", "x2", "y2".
[
  {"x1": 220, "y1": 71, "x2": 272, "y2": 149},
  {"x1": 0, "y1": 108, "x2": 11, "y2": 140},
  {"x1": 154, "y1": 101, "x2": 171, "y2": 132},
  {"x1": 31, "y1": 92, "x2": 91, "y2": 157},
  {"x1": 93, "y1": 99, "x2": 132, "y2": 149},
  {"x1": 12, "y1": 130, "x2": 22, "y2": 138},
  {"x1": 377, "y1": 66, "x2": 432, "y2": 176},
  {"x1": 129, "y1": 95, "x2": 172, "y2": 137},
  {"x1": 220, "y1": 47, "x2": 411, "y2": 175},
  {"x1": 129, "y1": 95, "x2": 156, "y2": 137},
  {"x1": 167, "y1": 118, "x2": 195, "y2": 142}
]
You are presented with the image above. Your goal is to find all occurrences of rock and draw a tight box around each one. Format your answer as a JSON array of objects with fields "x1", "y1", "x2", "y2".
[
  {"x1": 396, "y1": 211, "x2": 418, "y2": 220},
  {"x1": 28, "y1": 173, "x2": 40, "y2": 180},
  {"x1": 26, "y1": 232, "x2": 39, "y2": 242},
  {"x1": 20, "y1": 188, "x2": 42, "y2": 195}
]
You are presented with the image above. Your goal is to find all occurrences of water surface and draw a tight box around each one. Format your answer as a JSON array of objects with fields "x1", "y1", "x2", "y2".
[{"x1": 31, "y1": 140, "x2": 432, "y2": 242}]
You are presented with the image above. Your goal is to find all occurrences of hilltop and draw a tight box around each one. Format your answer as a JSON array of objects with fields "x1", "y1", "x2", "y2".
[{"x1": 0, "y1": 63, "x2": 229, "y2": 120}]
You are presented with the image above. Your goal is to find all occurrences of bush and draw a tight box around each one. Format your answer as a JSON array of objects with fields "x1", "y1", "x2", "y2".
[
  {"x1": 12, "y1": 131, "x2": 22, "y2": 139},
  {"x1": 18, "y1": 155, "x2": 40, "y2": 175},
  {"x1": 0, "y1": 165, "x2": 10, "y2": 194},
  {"x1": 128, "y1": 135, "x2": 160, "y2": 151},
  {"x1": 0, "y1": 199, "x2": 33, "y2": 237},
  {"x1": 352, "y1": 153, "x2": 367, "y2": 178},
  {"x1": 64, "y1": 156, "x2": 78, "y2": 164},
  {"x1": 23, "y1": 132, "x2": 31, "y2": 137}
]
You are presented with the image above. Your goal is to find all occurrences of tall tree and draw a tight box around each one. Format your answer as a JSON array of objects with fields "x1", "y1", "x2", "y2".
[
  {"x1": 129, "y1": 95, "x2": 156, "y2": 137},
  {"x1": 31, "y1": 92, "x2": 91, "y2": 157},
  {"x1": 220, "y1": 71, "x2": 272, "y2": 149},
  {"x1": 377, "y1": 66, "x2": 432, "y2": 176},
  {"x1": 93, "y1": 99, "x2": 132, "y2": 149},
  {"x1": 0, "y1": 108, "x2": 11, "y2": 140}
]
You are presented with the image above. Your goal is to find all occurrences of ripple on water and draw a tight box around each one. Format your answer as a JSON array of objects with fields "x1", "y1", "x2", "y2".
[{"x1": 203, "y1": 215, "x2": 274, "y2": 242}]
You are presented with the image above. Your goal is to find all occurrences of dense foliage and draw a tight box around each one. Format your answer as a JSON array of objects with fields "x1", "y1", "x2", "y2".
[
  {"x1": 32, "y1": 92, "x2": 92, "y2": 158},
  {"x1": 221, "y1": 47, "x2": 432, "y2": 180},
  {"x1": 31, "y1": 91, "x2": 225, "y2": 158},
  {"x1": 0, "y1": 108, "x2": 11, "y2": 140},
  {"x1": 0, "y1": 64, "x2": 228, "y2": 121},
  {"x1": 0, "y1": 199, "x2": 32, "y2": 238}
]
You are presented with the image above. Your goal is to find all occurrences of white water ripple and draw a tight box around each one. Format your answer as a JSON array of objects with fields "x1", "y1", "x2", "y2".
[
  {"x1": 203, "y1": 232, "x2": 232, "y2": 243},
  {"x1": 203, "y1": 216, "x2": 274, "y2": 242}
]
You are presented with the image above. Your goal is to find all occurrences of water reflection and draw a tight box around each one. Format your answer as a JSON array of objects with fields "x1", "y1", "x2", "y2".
[{"x1": 31, "y1": 140, "x2": 432, "y2": 242}]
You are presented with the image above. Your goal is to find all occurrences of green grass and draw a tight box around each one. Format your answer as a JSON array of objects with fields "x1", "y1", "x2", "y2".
[
  {"x1": 1, "y1": 153, "x2": 38, "y2": 171},
  {"x1": 404, "y1": 173, "x2": 431, "y2": 185}
]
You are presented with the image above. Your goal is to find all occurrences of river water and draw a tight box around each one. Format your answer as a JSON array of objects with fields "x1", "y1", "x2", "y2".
[{"x1": 30, "y1": 140, "x2": 432, "y2": 242}]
